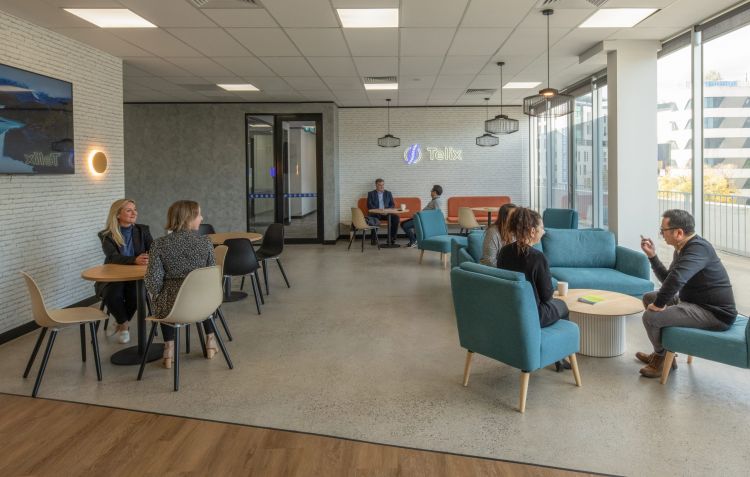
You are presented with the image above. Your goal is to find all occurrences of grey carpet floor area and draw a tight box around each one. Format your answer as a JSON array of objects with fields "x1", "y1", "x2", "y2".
[{"x1": 0, "y1": 243, "x2": 749, "y2": 476}]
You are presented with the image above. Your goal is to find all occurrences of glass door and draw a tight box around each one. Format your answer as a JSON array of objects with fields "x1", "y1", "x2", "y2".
[{"x1": 246, "y1": 113, "x2": 323, "y2": 242}]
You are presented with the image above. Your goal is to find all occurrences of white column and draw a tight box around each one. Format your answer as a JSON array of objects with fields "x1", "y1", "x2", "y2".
[{"x1": 606, "y1": 40, "x2": 661, "y2": 250}]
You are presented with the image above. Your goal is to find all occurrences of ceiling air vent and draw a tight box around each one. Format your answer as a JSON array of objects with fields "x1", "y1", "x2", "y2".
[
  {"x1": 364, "y1": 76, "x2": 397, "y2": 85},
  {"x1": 465, "y1": 88, "x2": 497, "y2": 95},
  {"x1": 536, "y1": 0, "x2": 607, "y2": 7},
  {"x1": 188, "y1": 0, "x2": 262, "y2": 8}
]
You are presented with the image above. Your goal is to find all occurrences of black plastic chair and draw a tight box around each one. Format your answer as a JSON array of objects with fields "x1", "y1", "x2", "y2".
[
  {"x1": 223, "y1": 238, "x2": 262, "y2": 314},
  {"x1": 198, "y1": 223, "x2": 216, "y2": 235},
  {"x1": 255, "y1": 223, "x2": 291, "y2": 295}
]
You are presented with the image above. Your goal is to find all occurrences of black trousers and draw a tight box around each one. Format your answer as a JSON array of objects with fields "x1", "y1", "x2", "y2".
[
  {"x1": 540, "y1": 298, "x2": 570, "y2": 328},
  {"x1": 101, "y1": 281, "x2": 137, "y2": 325},
  {"x1": 369, "y1": 214, "x2": 399, "y2": 241},
  {"x1": 401, "y1": 218, "x2": 416, "y2": 243},
  {"x1": 160, "y1": 319, "x2": 216, "y2": 342}
]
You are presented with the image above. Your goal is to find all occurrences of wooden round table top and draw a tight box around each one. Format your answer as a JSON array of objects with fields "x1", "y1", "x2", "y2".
[
  {"x1": 208, "y1": 232, "x2": 263, "y2": 245},
  {"x1": 470, "y1": 206, "x2": 496, "y2": 212},
  {"x1": 558, "y1": 289, "x2": 644, "y2": 316},
  {"x1": 81, "y1": 264, "x2": 146, "y2": 282},
  {"x1": 368, "y1": 208, "x2": 409, "y2": 214}
]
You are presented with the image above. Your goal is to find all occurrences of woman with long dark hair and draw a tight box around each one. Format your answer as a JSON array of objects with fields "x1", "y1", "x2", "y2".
[{"x1": 480, "y1": 202, "x2": 517, "y2": 266}]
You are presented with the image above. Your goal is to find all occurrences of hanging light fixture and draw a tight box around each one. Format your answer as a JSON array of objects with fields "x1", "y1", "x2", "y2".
[
  {"x1": 377, "y1": 98, "x2": 400, "y2": 147},
  {"x1": 523, "y1": 9, "x2": 574, "y2": 118},
  {"x1": 476, "y1": 97, "x2": 499, "y2": 147},
  {"x1": 485, "y1": 61, "x2": 519, "y2": 134}
]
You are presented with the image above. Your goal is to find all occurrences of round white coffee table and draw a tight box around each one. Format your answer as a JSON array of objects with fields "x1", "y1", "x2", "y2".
[{"x1": 559, "y1": 289, "x2": 644, "y2": 357}]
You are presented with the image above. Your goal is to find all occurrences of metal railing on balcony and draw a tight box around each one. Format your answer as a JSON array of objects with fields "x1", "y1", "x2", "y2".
[{"x1": 658, "y1": 190, "x2": 750, "y2": 256}]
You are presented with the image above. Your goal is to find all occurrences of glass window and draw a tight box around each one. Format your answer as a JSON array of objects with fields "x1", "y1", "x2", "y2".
[
  {"x1": 550, "y1": 115, "x2": 570, "y2": 209},
  {"x1": 596, "y1": 85, "x2": 609, "y2": 228},
  {"x1": 574, "y1": 92, "x2": 594, "y2": 227}
]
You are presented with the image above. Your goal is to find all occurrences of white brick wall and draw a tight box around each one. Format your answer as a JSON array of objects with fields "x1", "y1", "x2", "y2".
[
  {"x1": 0, "y1": 11, "x2": 123, "y2": 334},
  {"x1": 338, "y1": 106, "x2": 529, "y2": 230}
]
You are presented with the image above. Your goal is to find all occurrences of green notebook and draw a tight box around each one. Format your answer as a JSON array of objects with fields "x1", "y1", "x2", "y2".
[{"x1": 578, "y1": 295, "x2": 605, "y2": 305}]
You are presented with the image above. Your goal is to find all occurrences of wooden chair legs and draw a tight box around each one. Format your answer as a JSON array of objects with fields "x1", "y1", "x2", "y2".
[
  {"x1": 462, "y1": 351, "x2": 474, "y2": 387},
  {"x1": 660, "y1": 351, "x2": 676, "y2": 384},
  {"x1": 418, "y1": 250, "x2": 425, "y2": 264},
  {"x1": 569, "y1": 354, "x2": 581, "y2": 387},
  {"x1": 519, "y1": 372, "x2": 530, "y2": 413},
  {"x1": 687, "y1": 355, "x2": 694, "y2": 364}
]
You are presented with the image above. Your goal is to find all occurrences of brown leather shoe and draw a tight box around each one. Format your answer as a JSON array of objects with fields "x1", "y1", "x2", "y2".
[
  {"x1": 640, "y1": 353, "x2": 667, "y2": 378},
  {"x1": 636, "y1": 351, "x2": 677, "y2": 369}
]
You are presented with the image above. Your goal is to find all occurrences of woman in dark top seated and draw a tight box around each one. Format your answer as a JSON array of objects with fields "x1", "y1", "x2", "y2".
[
  {"x1": 98, "y1": 199, "x2": 153, "y2": 345},
  {"x1": 145, "y1": 200, "x2": 219, "y2": 369},
  {"x1": 497, "y1": 208, "x2": 570, "y2": 369}
]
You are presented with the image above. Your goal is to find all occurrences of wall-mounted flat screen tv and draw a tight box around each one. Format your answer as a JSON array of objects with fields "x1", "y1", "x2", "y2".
[{"x1": 0, "y1": 63, "x2": 74, "y2": 174}]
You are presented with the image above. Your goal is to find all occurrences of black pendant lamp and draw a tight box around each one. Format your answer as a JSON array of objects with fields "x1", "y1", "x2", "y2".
[
  {"x1": 523, "y1": 9, "x2": 574, "y2": 118},
  {"x1": 485, "y1": 62, "x2": 519, "y2": 134},
  {"x1": 377, "y1": 98, "x2": 400, "y2": 147},
  {"x1": 476, "y1": 98, "x2": 499, "y2": 147}
]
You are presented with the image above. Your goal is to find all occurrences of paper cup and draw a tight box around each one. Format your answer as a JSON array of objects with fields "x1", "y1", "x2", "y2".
[
  {"x1": 400, "y1": 203, "x2": 406, "y2": 211},
  {"x1": 557, "y1": 281, "x2": 569, "y2": 297}
]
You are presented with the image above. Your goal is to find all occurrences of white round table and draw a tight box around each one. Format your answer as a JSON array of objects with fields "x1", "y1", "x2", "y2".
[{"x1": 559, "y1": 289, "x2": 644, "y2": 357}]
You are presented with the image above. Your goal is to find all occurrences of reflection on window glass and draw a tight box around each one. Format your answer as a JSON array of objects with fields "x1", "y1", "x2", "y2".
[
  {"x1": 597, "y1": 85, "x2": 608, "y2": 228},
  {"x1": 702, "y1": 24, "x2": 750, "y2": 255},
  {"x1": 550, "y1": 115, "x2": 569, "y2": 209},
  {"x1": 574, "y1": 93, "x2": 593, "y2": 227}
]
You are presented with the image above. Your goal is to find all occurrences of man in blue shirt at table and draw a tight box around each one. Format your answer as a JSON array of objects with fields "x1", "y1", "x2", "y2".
[{"x1": 367, "y1": 178, "x2": 399, "y2": 245}]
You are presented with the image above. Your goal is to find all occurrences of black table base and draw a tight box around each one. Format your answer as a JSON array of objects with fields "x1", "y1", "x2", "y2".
[
  {"x1": 224, "y1": 291, "x2": 248, "y2": 302},
  {"x1": 380, "y1": 243, "x2": 401, "y2": 248},
  {"x1": 111, "y1": 343, "x2": 164, "y2": 366}
]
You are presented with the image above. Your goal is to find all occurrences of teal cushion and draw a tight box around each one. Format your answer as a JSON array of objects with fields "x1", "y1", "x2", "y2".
[
  {"x1": 467, "y1": 230, "x2": 484, "y2": 262},
  {"x1": 421, "y1": 235, "x2": 466, "y2": 253},
  {"x1": 417, "y1": 210, "x2": 447, "y2": 238},
  {"x1": 539, "y1": 319, "x2": 580, "y2": 368},
  {"x1": 461, "y1": 262, "x2": 525, "y2": 281},
  {"x1": 663, "y1": 316, "x2": 749, "y2": 369},
  {"x1": 549, "y1": 267, "x2": 653, "y2": 297},
  {"x1": 543, "y1": 208, "x2": 579, "y2": 229},
  {"x1": 542, "y1": 229, "x2": 616, "y2": 268}
]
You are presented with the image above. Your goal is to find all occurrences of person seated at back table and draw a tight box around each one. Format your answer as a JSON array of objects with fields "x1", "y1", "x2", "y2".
[
  {"x1": 366, "y1": 178, "x2": 399, "y2": 245},
  {"x1": 498, "y1": 207, "x2": 570, "y2": 371},
  {"x1": 480, "y1": 202, "x2": 517, "y2": 266},
  {"x1": 98, "y1": 198, "x2": 153, "y2": 344},
  {"x1": 401, "y1": 184, "x2": 443, "y2": 248},
  {"x1": 636, "y1": 209, "x2": 737, "y2": 378},
  {"x1": 145, "y1": 200, "x2": 221, "y2": 368}
]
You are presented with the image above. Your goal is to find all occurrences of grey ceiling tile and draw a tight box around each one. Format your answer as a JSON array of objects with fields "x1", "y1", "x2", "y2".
[
  {"x1": 401, "y1": 28, "x2": 455, "y2": 56},
  {"x1": 401, "y1": 0, "x2": 469, "y2": 27},
  {"x1": 241, "y1": 76, "x2": 295, "y2": 92},
  {"x1": 261, "y1": 57, "x2": 316, "y2": 76},
  {"x1": 448, "y1": 28, "x2": 514, "y2": 56},
  {"x1": 322, "y1": 77, "x2": 363, "y2": 90},
  {"x1": 286, "y1": 28, "x2": 350, "y2": 57},
  {"x1": 122, "y1": 57, "x2": 192, "y2": 76},
  {"x1": 109, "y1": 29, "x2": 201, "y2": 57},
  {"x1": 262, "y1": 0, "x2": 339, "y2": 27},
  {"x1": 284, "y1": 76, "x2": 328, "y2": 90},
  {"x1": 164, "y1": 57, "x2": 236, "y2": 77},
  {"x1": 213, "y1": 57, "x2": 276, "y2": 76},
  {"x1": 202, "y1": 9, "x2": 278, "y2": 27},
  {"x1": 343, "y1": 29, "x2": 398, "y2": 56},
  {"x1": 400, "y1": 76, "x2": 436, "y2": 90},
  {"x1": 227, "y1": 28, "x2": 300, "y2": 56},
  {"x1": 440, "y1": 56, "x2": 491, "y2": 75},
  {"x1": 52, "y1": 28, "x2": 151, "y2": 57},
  {"x1": 399, "y1": 57, "x2": 444, "y2": 76},
  {"x1": 167, "y1": 28, "x2": 251, "y2": 57},
  {"x1": 461, "y1": 0, "x2": 536, "y2": 28},
  {"x1": 308, "y1": 57, "x2": 358, "y2": 76},
  {"x1": 433, "y1": 75, "x2": 475, "y2": 89},
  {"x1": 352, "y1": 57, "x2": 398, "y2": 76}
]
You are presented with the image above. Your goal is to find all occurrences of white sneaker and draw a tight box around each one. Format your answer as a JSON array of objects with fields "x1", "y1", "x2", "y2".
[{"x1": 116, "y1": 329, "x2": 130, "y2": 344}]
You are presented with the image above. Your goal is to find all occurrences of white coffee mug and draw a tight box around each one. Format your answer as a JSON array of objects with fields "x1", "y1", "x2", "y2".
[
  {"x1": 400, "y1": 203, "x2": 406, "y2": 211},
  {"x1": 557, "y1": 281, "x2": 569, "y2": 297}
]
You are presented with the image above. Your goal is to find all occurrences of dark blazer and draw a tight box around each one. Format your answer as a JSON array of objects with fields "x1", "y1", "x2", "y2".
[
  {"x1": 367, "y1": 189, "x2": 395, "y2": 212},
  {"x1": 99, "y1": 224, "x2": 153, "y2": 265}
]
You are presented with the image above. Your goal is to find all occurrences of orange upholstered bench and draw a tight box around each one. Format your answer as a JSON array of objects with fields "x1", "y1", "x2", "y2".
[
  {"x1": 357, "y1": 197, "x2": 422, "y2": 224},
  {"x1": 446, "y1": 196, "x2": 511, "y2": 224}
]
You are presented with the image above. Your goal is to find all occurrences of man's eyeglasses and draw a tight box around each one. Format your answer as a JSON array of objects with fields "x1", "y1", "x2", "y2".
[{"x1": 659, "y1": 227, "x2": 678, "y2": 236}]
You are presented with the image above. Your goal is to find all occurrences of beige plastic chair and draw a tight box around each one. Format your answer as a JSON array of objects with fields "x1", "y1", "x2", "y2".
[
  {"x1": 349, "y1": 207, "x2": 380, "y2": 252},
  {"x1": 458, "y1": 207, "x2": 483, "y2": 235},
  {"x1": 137, "y1": 266, "x2": 232, "y2": 391},
  {"x1": 20, "y1": 271, "x2": 108, "y2": 398}
]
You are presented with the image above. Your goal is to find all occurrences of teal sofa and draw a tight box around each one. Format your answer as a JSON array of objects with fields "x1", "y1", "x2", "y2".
[
  {"x1": 415, "y1": 210, "x2": 467, "y2": 268},
  {"x1": 451, "y1": 262, "x2": 582, "y2": 412},
  {"x1": 540, "y1": 229, "x2": 653, "y2": 297},
  {"x1": 543, "y1": 208, "x2": 579, "y2": 229},
  {"x1": 660, "y1": 315, "x2": 749, "y2": 384}
]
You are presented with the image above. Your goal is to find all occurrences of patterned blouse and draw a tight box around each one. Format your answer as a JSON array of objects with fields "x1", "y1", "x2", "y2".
[{"x1": 145, "y1": 230, "x2": 216, "y2": 319}]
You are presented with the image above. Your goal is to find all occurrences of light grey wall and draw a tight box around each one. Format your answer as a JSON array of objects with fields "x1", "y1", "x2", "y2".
[
  {"x1": 0, "y1": 11, "x2": 124, "y2": 334},
  {"x1": 124, "y1": 103, "x2": 338, "y2": 241}
]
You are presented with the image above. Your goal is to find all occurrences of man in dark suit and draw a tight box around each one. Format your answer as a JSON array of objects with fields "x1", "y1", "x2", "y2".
[{"x1": 367, "y1": 178, "x2": 399, "y2": 245}]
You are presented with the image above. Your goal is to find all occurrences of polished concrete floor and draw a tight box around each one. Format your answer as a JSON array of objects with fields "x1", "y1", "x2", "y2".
[{"x1": 0, "y1": 243, "x2": 748, "y2": 476}]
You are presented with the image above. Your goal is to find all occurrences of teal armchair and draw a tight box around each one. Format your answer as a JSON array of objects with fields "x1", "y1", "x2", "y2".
[
  {"x1": 415, "y1": 210, "x2": 467, "y2": 268},
  {"x1": 543, "y1": 208, "x2": 579, "y2": 229},
  {"x1": 451, "y1": 262, "x2": 582, "y2": 412},
  {"x1": 660, "y1": 315, "x2": 749, "y2": 384}
]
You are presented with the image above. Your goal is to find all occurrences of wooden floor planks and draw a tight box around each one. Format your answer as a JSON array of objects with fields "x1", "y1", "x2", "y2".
[{"x1": 0, "y1": 393, "x2": 601, "y2": 476}]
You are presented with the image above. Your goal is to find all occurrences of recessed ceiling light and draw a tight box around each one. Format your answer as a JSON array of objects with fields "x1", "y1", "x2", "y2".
[
  {"x1": 504, "y1": 82, "x2": 541, "y2": 89},
  {"x1": 64, "y1": 9, "x2": 157, "y2": 28},
  {"x1": 579, "y1": 8, "x2": 658, "y2": 28},
  {"x1": 365, "y1": 83, "x2": 398, "y2": 90},
  {"x1": 218, "y1": 84, "x2": 260, "y2": 91},
  {"x1": 337, "y1": 9, "x2": 398, "y2": 28}
]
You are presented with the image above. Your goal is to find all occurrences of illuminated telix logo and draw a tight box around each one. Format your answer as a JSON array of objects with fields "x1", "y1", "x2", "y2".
[
  {"x1": 426, "y1": 146, "x2": 462, "y2": 161},
  {"x1": 404, "y1": 144, "x2": 422, "y2": 164}
]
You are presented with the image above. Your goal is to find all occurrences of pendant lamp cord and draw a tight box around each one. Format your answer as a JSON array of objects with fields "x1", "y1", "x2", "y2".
[
  {"x1": 546, "y1": 12, "x2": 551, "y2": 89},
  {"x1": 386, "y1": 99, "x2": 390, "y2": 134},
  {"x1": 499, "y1": 65, "x2": 504, "y2": 115}
]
